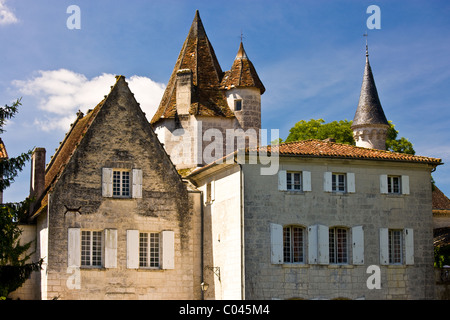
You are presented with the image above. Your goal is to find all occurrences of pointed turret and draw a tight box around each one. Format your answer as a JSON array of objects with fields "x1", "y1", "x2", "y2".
[
  {"x1": 352, "y1": 46, "x2": 389, "y2": 150},
  {"x1": 151, "y1": 10, "x2": 232, "y2": 124}
]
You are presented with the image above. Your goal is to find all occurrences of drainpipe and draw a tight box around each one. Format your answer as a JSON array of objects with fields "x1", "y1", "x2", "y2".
[
  {"x1": 200, "y1": 190, "x2": 205, "y2": 300},
  {"x1": 235, "y1": 160, "x2": 245, "y2": 300}
]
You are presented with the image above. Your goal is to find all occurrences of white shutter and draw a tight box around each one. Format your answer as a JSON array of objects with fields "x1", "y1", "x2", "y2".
[
  {"x1": 380, "y1": 174, "x2": 388, "y2": 194},
  {"x1": 161, "y1": 230, "x2": 175, "y2": 269},
  {"x1": 347, "y1": 172, "x2": 356, "y2": 193},
  {"x1": 401, "y1": 175, "x2": 410, "y2": 195},
  {"x1": 404, "y1": 228, "x2": 414, "y2": 265},
  {"x1": 126, "y1": 230, "x2": 139, "y2": 269},
  {"x1": 104, "y1": 229, "x2": 117, "y2": 268},
  {"x1": 270, "y1": 223, "x2": 283, "y2": 264},
  {"x1": 308, "y1": 225, "x2": 318, "y2": 264},
  {"x1": 302, "y1": 171, "x2": 312, "y2": 192},
  {"x1": 278, "y1": 170, "x2": 287, "y2": 191},
  {"x1": 68, "y1": 228, "x2": 81, "y2": 268},
  {"x1": 324, "y1": 172, "x2": 332, "y2": 192},
  {"x1": 317, "y1": 224, "x2": 329, "y2": 265},
  {"x1": 102, "y1": 168, "x2": 113, "y2": 197},
  {"x1": 352, "y1": 226, "x2": 364, "y2": 265},
  {"x1": 132, "y1": 169, "x2": 143, "y2": 199},
  {"x1": 379, "y1": 228, "x2": 389, "y2": 265}
]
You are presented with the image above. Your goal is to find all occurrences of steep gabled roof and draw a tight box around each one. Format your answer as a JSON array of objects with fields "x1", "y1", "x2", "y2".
[
  {"x1": 433, "y1": 185, "x2": 450, "y2": 211},
  {"x1": 352, "y1": 48, "x2": 389, "y2": 128},
  {"x1": 220, "y1": 42, "x2": 265, "y2": 94},
  {"x1": 151, "y1": 10, "x2": 234, "y2": 124}
]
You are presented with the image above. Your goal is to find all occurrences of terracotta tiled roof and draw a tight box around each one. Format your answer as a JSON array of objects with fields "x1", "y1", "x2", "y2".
[
  {"x1": 257, "y1": 140, "x2": 442, "y2": 165},
  {"x1": 433, "y1": 186, "x2": 450, "y2": 211},
  {"x1": 151, "y1": 10, "x2": 234, "y2": 124},
  {"x1": 220, "y1": 42, "x2": 265, "y2": 94}
]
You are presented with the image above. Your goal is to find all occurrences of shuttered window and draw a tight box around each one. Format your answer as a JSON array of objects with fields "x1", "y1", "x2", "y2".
[
  {"x1": 103, "y1": 168, "x2": 142, "y2": 198},
  {"x1": 283, "y1": 226, "x2": 305, "y2": 263},
  {"x1": 278, "y1": 170, "x2": 311, "y2": 192}
]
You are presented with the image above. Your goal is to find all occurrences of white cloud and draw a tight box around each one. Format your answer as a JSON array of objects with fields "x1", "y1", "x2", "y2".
[
  {"x1": 12, "y1": 69, "x2": 165, "y2": 131},
  {"x1": 0, "y1": 0, "x2": 18, "y2": 25}
]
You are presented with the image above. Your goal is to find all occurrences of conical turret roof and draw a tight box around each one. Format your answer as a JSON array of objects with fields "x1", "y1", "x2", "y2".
[
  {"x1": 220, "y1": 42, "x2": 265, "y2": 94},
  {"x1": 151, "y1": 10, "x2": 233, "y2": 124},
  {"x1": 352, "y1": 49, "x2": 388, "y2": 128}
]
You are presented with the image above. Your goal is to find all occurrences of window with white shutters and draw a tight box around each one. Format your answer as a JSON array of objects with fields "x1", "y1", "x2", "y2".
[
  {"x1": 102, "y1": 168, "x2": 142, "y2": 199},
  {"x1": 278, "y1": 170, "x2": 311, "y2": 192},
  {"x1": 283, "y1": 225, "x2": 305, "y2": 263}
]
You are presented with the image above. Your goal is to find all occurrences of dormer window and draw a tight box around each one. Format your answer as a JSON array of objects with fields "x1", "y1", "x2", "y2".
[{"x1": 234, "y1": 99, "x2": 242, "y2": 111}]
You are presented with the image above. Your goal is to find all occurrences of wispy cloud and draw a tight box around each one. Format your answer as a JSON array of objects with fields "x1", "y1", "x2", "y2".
[
  {"x1": 0, "y1": 0, "x2": 18, "y2": 25},
  {"x1": 12, "y1": 69, "x2": 165, "y2": 131}
]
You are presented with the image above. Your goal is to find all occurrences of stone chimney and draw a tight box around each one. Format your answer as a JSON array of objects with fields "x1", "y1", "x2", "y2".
[
  {"x1": 176, "y1": 69, "x2": 193, "y2": 115},
  {"x1": 30, "y1": 147, "x2": 46, "y2": 201}
]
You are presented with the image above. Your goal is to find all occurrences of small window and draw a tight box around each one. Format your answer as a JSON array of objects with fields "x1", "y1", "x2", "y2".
[
  {"x1": 387, "y1": 176, "x2": 401, "y2": 194},
  {"x1": 113, "y1": 169, "x2": 130, "y2": 197},
  {"x1": 139, "y1": 232, "x2": 160, "y2": 268},
  {"x1": 283, "y1": 226, "x2": 304, "y2": 263},
  {"x1": 81, "y1": 230, "x2": 102, "y2": 267},
  {"x1": 332, "y1": 173, "x2": 346, "y2": 192},
  {"x1": 234, "y1": 99, "x2": 242, "y2": 111},
  {"x1": 329, "y1": 227, "x2": 348, "y2": 264},
  {"x1": 389, "y1": 230, "x2": 402, "y2": 264},
  {"x1": 287, "y1": 172, "x2": 302, "y2": 191}
]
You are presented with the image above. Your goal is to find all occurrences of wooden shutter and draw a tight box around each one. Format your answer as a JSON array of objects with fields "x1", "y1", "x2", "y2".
[
  {"x1": 132, "y1": 169, "x2": 143, "y2": 199},
  {"x1": 302, "y1": 171, "x2": 312, "y2": 192},
  {"x1": 278, "y1": 170, "x2": 287, "y2": 191},
  {"x1": 317, "y1": 224, "x2": 329, "y2": 265},
  {"x1": 401, "y1": 175, "x2": 410, "y2": 195},
  {"x1": 104, "y1": 229, "x2": 117, "y2": 269},
  {"x1": 404, "y1": 228, "x2": 414, "y2": 265},
  {"x1": 308, "y1": 225, "x2": 318, "y2": 264},
  {"x1": 347, "y1": 172, "x2": 356, "y2": 193},
  {"x1": 380, "y1": 175, "x2": 388, "y2": 194},
  {"x1": 352, "y1": 226, "x2": 364, "y2": 265},
  {"x1": 324, "y1": 172, "x2": 332, "y2": 192},
  {"x1": 126, "y1": 230, "x2": 139, "y2": 269},
  {"x1": 102, "y1": 168, "x2": 113, "y2": 197},
  {"x1": 68, "y1": 228, "x2": 81, "y2": 268},
  {"x1": 161, "y1": 230, "x2": 175, "y2": 269},
  {"x1": 270, "y1": 223, "x2": 283, "y2": 264},
  {"x1": 379, "y1": 228, "x2": 389, "y2": 265}
]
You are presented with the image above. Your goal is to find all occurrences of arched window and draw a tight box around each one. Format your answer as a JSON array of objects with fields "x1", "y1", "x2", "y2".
[
  {"x1": 283, "y1": 225, "x2": 305, "y2": 263},
  {"x1": 329, "y1": 227, "x2": 348, "y2": 264}
]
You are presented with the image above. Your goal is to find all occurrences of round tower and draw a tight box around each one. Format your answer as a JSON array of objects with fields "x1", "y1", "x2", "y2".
[
  {"x1": 351, "y1": 45, "x2": 389, "y2": 150},
  {"x1": 221, "y1": 42, "x2": 265, "y2": 136}
]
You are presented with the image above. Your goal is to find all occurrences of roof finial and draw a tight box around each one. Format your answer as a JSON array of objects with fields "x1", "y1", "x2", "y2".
[
  {"x1": 363, "y1": 32, "x2": 369, "y2": 57},
  {"x1": 240, "y1": 29, "x2": 245, "y2": 43}
]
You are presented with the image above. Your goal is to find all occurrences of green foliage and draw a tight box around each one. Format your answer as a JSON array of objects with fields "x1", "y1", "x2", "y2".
[
  {"x1": 0, "y1": 98, "x2": 42, "y2": 299},
  {"x1": 434, "y1": 245, "x2": 450, "y2": 268},
  {"x1": 284, "y1": 119, "x2": 415, "y2": 155},
  {"x1": 285, "y1": 119, "x2": 354, "y2": 144}
]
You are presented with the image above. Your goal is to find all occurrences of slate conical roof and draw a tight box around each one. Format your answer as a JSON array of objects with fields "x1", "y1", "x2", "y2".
[
  {"x1": 220, "y1": 42, "x2": 266, "y2": 94},
  {"x1": 151, "y1": 10, "x2": 233, "y2": 124},
  {"x1": 352, "y1": 48, "x2": 388, "y2": 128}
]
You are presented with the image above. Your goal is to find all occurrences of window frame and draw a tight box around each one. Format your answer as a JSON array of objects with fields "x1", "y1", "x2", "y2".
[
  {"x1": 283, "y1": 225, "x2": 305, "y2": 264},
  {"x1": 139, "y1": 232, "x2": 161, "y2": 269},
  {"x1": 389, "y1": 229, "x2": 403, "y2": 265},
  {"x1": 387, "y1": 175, "x2": 401, "y2": 194},
  {"x1": 286, "y1": 171, "x2": 302, "y2": 192},
  {"x1": 329, "y1": 227, "x2": 348, "y2": 264},
  {"x1": 81, "y1": 230, "x2": 103, "y2": 268},
  {"x1": 332, "y1": 173, "x2": 346, "y2": 193},
  {"x1": 112, "y1": 169, "x2": 131, "y2": 198},
  {"x1": 234, "y1": 99, "x2": 242, "y2": 111}
]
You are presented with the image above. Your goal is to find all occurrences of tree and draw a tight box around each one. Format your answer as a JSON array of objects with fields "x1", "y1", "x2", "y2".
[
  {"x1": 0, "y1": 98, "x2": 42, "y2": 299},
  {"x1": 284, "y1": 118, "x2": 415, "y2": 155}
]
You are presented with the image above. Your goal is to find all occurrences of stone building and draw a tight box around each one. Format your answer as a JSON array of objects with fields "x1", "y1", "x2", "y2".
[{"x1": 8, "y1": 10, "x2": 443, "y2": 300}]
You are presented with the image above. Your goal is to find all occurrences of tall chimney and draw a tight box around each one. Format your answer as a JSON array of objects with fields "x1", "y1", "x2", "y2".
[{"x1": 30, "y1": 147, "x2": 46, "y2": 201}]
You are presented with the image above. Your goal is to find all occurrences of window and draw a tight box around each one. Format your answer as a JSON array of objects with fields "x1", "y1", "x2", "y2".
[
  {"x1": 329, "y1": 227, "x2": 348, "y2": 264},
  {"x1": 81, "y1": 230, "x2": 102, "y2": 267},
  {"x1": 286, "y1": 172, "x2": 302, "y2": 191},
  {"x1": 139, "y1": 232, "x2": 160, "y2": 268},
  {"x1": 389, "y1": 230, "x2": 402, "y2": 264},
  {"x1": 283, "y1": 226, "x2": 304, "y2": 263},
  {"x1": 332, "y1": 173, "x2": 346, "y2": 192},
  {"x1": 234, "y1": 99, "x2": 242, "y2": 111},
  {"x1": 113, "y1": 169, "x2": 130, "y2": 197},
  {"x1": 387, "y1": 176, "x2": 401, "y2": 194}
]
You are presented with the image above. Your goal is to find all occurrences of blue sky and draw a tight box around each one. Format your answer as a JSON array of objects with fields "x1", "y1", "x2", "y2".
[{"x1": 1, "y1": 0, "x2": 450, "y2": 202}]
